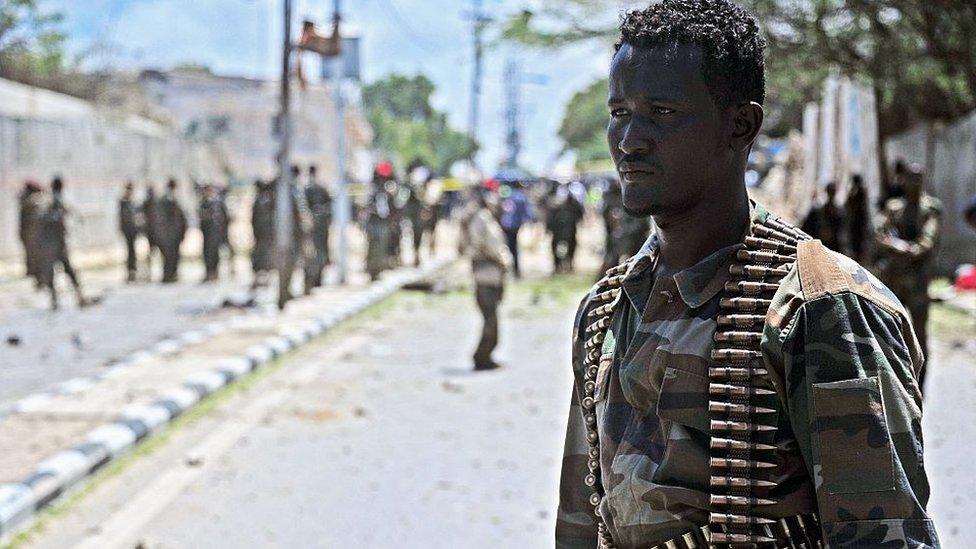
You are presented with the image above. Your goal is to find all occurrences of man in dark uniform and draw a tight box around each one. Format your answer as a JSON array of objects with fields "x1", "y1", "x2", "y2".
[
  {"x1": 218, "y1": 185, "x2": 236, "y2": 277},
  {"x1": 304, "y1": 164, "x2": 332, "y2": 288},
  {"x1": 119, "y1": 181, "x2": 140, "y2": 282},
  {"x1": 250, "y1": 178, "x2": 275, "y2": 289},
  {"x1": 557, "y1": 2, "x2": 937, "y2": 548},
  {"x1": 197, "y1": 183, "x2": 226, "y2": 282},
  {"x1": 364, "y1": 163, "x2": 395, "y2": 280},
  {"x1": 845, "y1": 173, "x2": 869, "y2": 262},
  {"x1": 800, "y1": 180, "x2": 844, "y2": 251},
  {"x1": 547, "y1": 182, "x2": 585, "y2": 273},
  {"x1": 39, "y1": 177, "x2": 88, "y2": 309},
  {"x1": 18, "y1": 180, "x2": 44, "y2": 287},
  {"x1": 141, "y1": 185, "x2": 160, "y2": 281},
  {"x1": 157, "y1": 179, "x2": 188, "y2": 283}
]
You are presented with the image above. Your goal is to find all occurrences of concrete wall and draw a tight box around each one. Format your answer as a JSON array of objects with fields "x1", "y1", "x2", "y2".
[
  {"x1": 885, "y1": 111, "x2": 976, "y2": 276},
  {"x1": 0, "y1": 78, "x2": 220, "y2": 261}
]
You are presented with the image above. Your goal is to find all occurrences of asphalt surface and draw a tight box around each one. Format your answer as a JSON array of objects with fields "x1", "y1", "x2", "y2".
[{"x1": 17, "y1": 272, "x2": 581, "y2": 549}]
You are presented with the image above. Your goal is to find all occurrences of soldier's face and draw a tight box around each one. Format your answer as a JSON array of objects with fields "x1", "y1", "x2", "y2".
[{"x1": 607, "y1": 43, "x2": 731, "y2": 217}]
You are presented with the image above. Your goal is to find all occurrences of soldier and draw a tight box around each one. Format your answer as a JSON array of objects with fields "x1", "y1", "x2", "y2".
[
  {"x1": 38, "y1": 177, "x2": 88, "y2": 310},
  {"x1": 18, "y1": 180, "x2": 44, "y2": 287},
  {"x1": 363, "y1": 166, "x2": 394, "y2": 281},
  {"x1": 157, "y1": 179, "x2": 188, "y2": 283},
  {"x1": 118, "y1": 181, "x2": 140, "y2": 282},
  {"x1": 304, "y1": 164, "x2": 332, "y2": 288},
  {"x1": 845, "y1": 173, "x2": 869, "y2": 262},
  {"x1": 250, "y1": 178, "x2": 275, "y2": 289},
  {"x1": 499, "y1": 181, "x2": 533, "y2": 278},
  {"x1": 460, "y1": 189, "x2": 512, "y2": 371},
  {"x1": 546, "y1": 181, "x2": 585, "y2": 274},
  {"x1": 875, "y1": 162, "x2": 941, "y2": 391},
  {"x1": 800, "y1": 181, "x2": 844, "y2": 251},
  {"x1": 141, "y1": 185, "x2": 160, "y2": 281},
  {"x1": 600, "y1": 178, "x2": 651, "y2": 275},
  {"x1": 557, "y1": 2, "x2": 937, "y2": 548},
  {"x1": 197, "y1": 183, "x2": 226, "y2": 282}
]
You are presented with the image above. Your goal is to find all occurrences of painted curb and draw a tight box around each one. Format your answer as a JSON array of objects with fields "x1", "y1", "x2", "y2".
[{"x1": 0, "y1": 258, "x2": 452, "y2": 540}]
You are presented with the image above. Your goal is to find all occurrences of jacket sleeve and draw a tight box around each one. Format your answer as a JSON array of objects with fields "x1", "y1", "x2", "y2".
[
  {"x1": 556, "y1": 295, "x2": 598, "y2": 548},
  {"x1": 777, "y1": 293, "x2": 939, "y2": 548}
]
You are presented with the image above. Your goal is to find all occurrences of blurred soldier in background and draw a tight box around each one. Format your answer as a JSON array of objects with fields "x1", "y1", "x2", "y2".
[
  {"x1": 600, "y1": 178, "x2": 650, "y2": 274},
  {"x1": 280, "y1": 165, "x2": 312, "y2": 304},
  {"x1": 304, "y1": 164, "x2": 332, "y2": 288},
  {"x1": 402, "y1": 174, "x2": 425, "y2": 267},
  {"x1": 157, "y1": 179, "x2": 188, "y2": 283},
  {"x1": 198, "y1": 183, "x2": 226, "y2": 283},
  {"x1": 499, "y1": 181, "x2": 533, "y2": 279},
  {"x1": 39, "y1": 176, "x2": 88, "y2": 309},
  {"x1": 141, "y1": 185, "x2": 160, "y2": 281},
  {"x1": 801, "y1": 181, "x2": 844, "y2": 251},
  {"x1": 250, "y1": 179, "x2": 275, "y2": 289},
  {"x1": 876, "y1": 162, "x2": 942, "y2": 390},
  {"x1": 364, "y1": 163, "x2": 395, "y2": 281},
  {"x1": 846, "y1": 173, "x2": 869, "y2": 262},
  {"x1": 546, "y1": 182, "x2": 585, "y2": 274},
  {"x1": 118, "y1": 181, "x2": 140, "y2": 282},
  {"x1": 461, "y1": 189, "x2": 512, "y2": 371},
  {"x1": 18, "y1": 180, "x2": 44, "y2": 287}
]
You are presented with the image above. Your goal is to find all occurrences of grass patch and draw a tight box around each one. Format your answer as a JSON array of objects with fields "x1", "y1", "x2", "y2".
[{"x1": 930, "y1": 303, "x2": 976, "y2": 339}]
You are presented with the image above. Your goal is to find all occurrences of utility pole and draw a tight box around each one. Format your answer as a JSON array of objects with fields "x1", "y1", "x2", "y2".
[
  {"x1": 468, "y1": 0, "x2": 486, "y2": 146},
  {"x1": 331, "y1": 0, "x2": 350, "y2": 285},
  {"x1": 275, "y1": 0, "x2": 294, "y2": 310},
  {"x1": 503, "y1": 58, "x2": 521, "y2": 170}
]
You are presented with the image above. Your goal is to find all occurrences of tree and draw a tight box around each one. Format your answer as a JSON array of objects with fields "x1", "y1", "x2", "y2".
[
  {"x1": 0, "y1": 1, "x2": 67, "y2": 79},
  {"x1": 558, "y1": 78, "x2": 611, "y2": 168},
  {"x1": 501, "y1": 1, "x2": 976, "y2": 148},
  {"x1": 361, "y1": 74, "x2": 477, "y2": 174}
]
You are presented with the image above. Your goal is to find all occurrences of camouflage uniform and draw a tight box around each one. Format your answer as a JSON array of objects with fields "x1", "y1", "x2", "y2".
[
  {"x1": 874, "y1": 194, "x2": 942, "y2": 387},
  {"x1": 557, "y1": 204, "x2": 937, "y2": 548}
]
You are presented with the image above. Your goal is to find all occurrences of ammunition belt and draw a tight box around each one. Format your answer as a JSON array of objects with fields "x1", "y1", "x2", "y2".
[
  {"x1": 597, "y1": 513, "x2": 823, "y2": 549},
  {"x1": 581, "y1": 213, "x2": 822, "y2": 548}
]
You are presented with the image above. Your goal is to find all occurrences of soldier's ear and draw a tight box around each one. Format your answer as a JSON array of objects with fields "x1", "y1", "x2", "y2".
[{"x1": 729, "y1": 101, "x2": 763, "y2": 153}]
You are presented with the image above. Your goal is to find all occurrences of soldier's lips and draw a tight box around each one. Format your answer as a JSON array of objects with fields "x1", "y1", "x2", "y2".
[{"x1": 620, "y1": 169, "x2": 655, "y2": 183}]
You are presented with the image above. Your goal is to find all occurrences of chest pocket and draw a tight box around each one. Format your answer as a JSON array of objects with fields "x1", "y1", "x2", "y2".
[{"x1": 652, "y1": 366, "x2": 711, "y2": 485}]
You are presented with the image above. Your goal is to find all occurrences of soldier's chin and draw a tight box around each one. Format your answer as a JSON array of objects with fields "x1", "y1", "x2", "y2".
[{"x1": 622, "y1": 196, "x2": 658, "y2": 218}]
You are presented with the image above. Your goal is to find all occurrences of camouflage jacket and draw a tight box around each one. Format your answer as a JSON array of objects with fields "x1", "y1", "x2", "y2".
[{"x1": 557, "y1": 205, "x2": 938, "y2": 548}]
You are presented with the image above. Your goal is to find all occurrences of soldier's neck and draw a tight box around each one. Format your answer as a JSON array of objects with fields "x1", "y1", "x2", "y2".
[{"x1": 652, "y1": 187, "x2": 750, "y2": 277}]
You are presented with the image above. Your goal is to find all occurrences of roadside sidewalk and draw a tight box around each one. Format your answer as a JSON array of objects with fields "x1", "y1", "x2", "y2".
[{"x1": 0, "y1": 255, "x2": 456, "y2": 541}]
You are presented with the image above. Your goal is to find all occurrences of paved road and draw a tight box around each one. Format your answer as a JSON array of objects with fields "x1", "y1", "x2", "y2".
[
  {"x1": 18, "y1": 271, "x2": 582, "y2": 549},
  {"x1": 11, "y1": 266, "x2": 974, "y2": 547}
]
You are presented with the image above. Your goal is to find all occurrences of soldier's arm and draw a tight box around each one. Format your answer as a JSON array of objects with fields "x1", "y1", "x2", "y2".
[
  {"x1": 556, "y1": 295, "x2": 599, "y2": 548},
  {"x1": 767, "y1": 244, "x2": 938, "y2": 548},
  {"x1": 904, "y1": 205, "x2": 941, "y2": 259}
]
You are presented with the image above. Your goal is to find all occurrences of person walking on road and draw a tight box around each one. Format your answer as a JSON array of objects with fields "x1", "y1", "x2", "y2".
[
  {"x1": 845, "y1": 173, "x2": 869, "y2": 262},
  {"x1": 38, "y1": 176, "x2": 89, "y2": 310},
  {"x1": 118, "y1": 181, "x2": 140, "y2": 282},
  {"x1": 557, "y1": 2, "x2": 938, "y2": 547},
  {"x1": 875, "y1": 162, "x2": 942, "y2": 391},
  {"x1": 18, "y1": 180, "x2": 45, "y2": 287},
  {"x1": 546, "y1": 182, "x2": 585, "y2": 274},
  {"x1": 500, "y1": 181, "x2": 533, "y2": 278},
  {"x1": 461, "y1": 189, "x2": 512, "y2": 371},
  {"x1": 800, "y1": 180, "x2": 844, "y2": 252},
  {"x1": 157, "y1": 179, "x2": 187, "y2": 283}
]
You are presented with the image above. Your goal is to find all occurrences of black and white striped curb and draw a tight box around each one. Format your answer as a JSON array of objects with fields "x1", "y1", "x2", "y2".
[
  {"x1": 0, "y1": 312, "x2": 261, "y2": 421},
  {"x1": 0, "y1": 259, "x2": 452, "y2": 539}
]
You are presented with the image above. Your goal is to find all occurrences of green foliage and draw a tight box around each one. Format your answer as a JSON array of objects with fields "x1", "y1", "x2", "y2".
[
  {"x1": 500, "y1": 0, "x2": 976, "y2": 141},
  {"x1": 0, "y1": 0, "x2": 67, "y2": 77},
  {"x1": 558, "y1": 78, "x2": 610, "y2": 167},
  {"x1": 362, "y1": 74, "x2": 477, "y2": 174}
]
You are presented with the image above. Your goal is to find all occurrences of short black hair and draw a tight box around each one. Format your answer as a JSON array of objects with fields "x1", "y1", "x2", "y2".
[{"x1": 616, "y1": 0, "x2": 766, "y2": 108}]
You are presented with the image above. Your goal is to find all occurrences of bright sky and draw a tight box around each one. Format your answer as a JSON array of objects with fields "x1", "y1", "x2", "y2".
[{"x1": 42, "y1": 0, "x2": 643, "y2": 174}]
